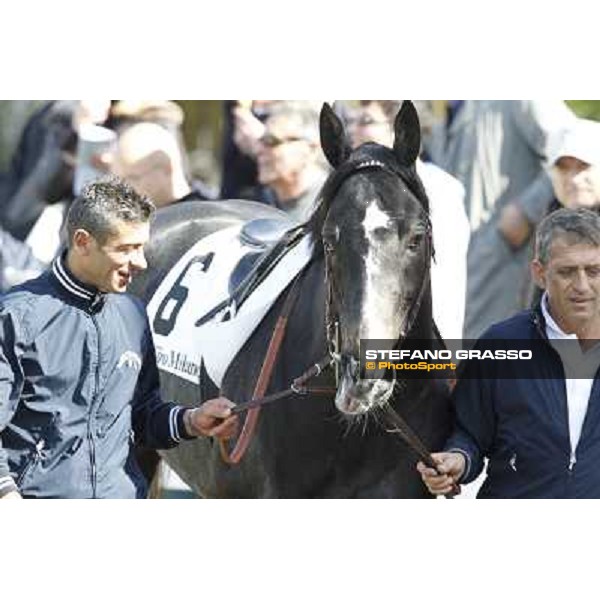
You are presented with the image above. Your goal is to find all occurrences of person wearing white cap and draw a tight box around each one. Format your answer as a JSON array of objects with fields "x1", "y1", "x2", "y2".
[
  {"x1": 425, "y1": 101, "x2": 577, "y2": 340},
  {"x1": 526, "y1": 120, "x2": 600, "y2": 307},
  {"x1": 549, "y1": 119, "x2": 600, "y2": 210}
]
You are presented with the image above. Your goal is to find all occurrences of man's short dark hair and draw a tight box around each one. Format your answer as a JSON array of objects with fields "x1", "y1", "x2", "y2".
[
  {"x1": 536, "y1": 207, "x2": 600, "y2": 264},
  {"x1": 66, "y1": 177, "x2": 155, "y2": 245}
]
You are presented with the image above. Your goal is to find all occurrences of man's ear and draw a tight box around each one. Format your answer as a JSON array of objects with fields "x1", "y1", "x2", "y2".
[
  {"x1": 531, "y1": 259, "x2": 547, "y2": 289},
  {"x1": 72, "y1": 229, "x2": 94, "y2": 256}
]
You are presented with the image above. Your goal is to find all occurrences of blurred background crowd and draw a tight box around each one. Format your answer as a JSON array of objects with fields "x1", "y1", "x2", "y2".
[{"x1": 1, "y1": 99, "x2": 600, "y2": 342}]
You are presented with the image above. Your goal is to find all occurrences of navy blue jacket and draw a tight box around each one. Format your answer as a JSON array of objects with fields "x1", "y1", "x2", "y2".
[
  {"x1": 0, "y1": 254, "x2": 192, "y2": 498},
  {"x1": 447, "y1": 306, "x2": 600, "y2": 498}
]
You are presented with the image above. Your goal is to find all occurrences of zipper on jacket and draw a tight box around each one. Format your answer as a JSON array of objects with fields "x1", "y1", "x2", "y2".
[
  {"x1": 88, "y1": 311, "x2": 103, "y2": 498},
  {"x1": 16, "y1": 439, "x2": 45, "y2": 487},
  {"x1": 533, "y1": 310, "x2": 580, "y2": 480},
  {"x1": 87, "y1": 424, "x2": 96, "y2": 497}
]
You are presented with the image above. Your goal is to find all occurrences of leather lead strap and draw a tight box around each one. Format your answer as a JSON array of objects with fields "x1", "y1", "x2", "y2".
[
  {"x1": 219, "y1": 272, "x2": 305, "y2": 465},
  {"x1": 381, "y1": 403, "x2": 458, "y2": 498}
]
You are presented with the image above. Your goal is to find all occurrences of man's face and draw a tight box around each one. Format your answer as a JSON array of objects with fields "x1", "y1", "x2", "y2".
[
  {"x1": 256, "y1": 115, "x2": 313, "y2": 187},
  {"x1": 347, "y1": 103, "x2": 393, "y2": 149},
  {"x1": 551, "y1": 156, "x2": 600, "y2": 209},
  {"x1": 78, "y1": 220, "x2": 150, "y2": 293},
  {"x1": 532, "y1": 237, "x2": 600, "y2": 330}
]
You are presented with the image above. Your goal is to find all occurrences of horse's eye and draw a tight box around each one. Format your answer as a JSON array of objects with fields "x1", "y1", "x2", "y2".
[{"x1": 407, "y1": 233, "x2": 424, "y2": 251}]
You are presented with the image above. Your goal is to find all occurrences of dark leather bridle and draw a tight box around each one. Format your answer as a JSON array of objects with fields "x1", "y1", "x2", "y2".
[{"x1": 323, "y1": 159, "x2": 434, "y2": 380}]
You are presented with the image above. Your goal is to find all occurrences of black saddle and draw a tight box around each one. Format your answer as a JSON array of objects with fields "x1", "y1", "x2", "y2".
[{"x1": 195, "y1": 218, "x2": 306, "y2": 327}]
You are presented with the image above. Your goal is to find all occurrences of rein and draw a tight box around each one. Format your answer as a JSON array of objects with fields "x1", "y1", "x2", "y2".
[
  {"x1": 229, "y1": 354, "x2": 334, "y2": 415},
  {"x1": 219, "y1": 267, "x2": 335, "y2": 465}
]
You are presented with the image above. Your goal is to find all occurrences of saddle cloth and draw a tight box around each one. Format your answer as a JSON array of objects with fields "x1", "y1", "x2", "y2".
[{"x1": 146, "y1": 221, "x2": 314, "y2": 387}]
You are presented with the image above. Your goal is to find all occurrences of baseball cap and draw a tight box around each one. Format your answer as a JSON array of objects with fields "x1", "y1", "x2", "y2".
[{"x1": 548, "y1": 118, "x2": 600, "y2": 167}]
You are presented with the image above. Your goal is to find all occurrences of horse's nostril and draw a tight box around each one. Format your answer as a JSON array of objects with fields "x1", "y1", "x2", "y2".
[{"x1": 341, "y1": 354, "x2": 360, "y2": 378}]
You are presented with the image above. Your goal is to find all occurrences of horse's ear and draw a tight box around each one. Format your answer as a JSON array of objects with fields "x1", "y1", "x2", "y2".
[
  {"x1": 319, "y1": 103, "x2": 352, "y2": 168},
  {"x1": 393, "y1": 101, "x2": 421, "y2": 166}
]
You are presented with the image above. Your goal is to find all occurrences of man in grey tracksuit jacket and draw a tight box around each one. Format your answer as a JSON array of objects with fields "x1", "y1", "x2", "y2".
[{"x1": 0, "y1": 178, "x2": 237, "y2": 499}]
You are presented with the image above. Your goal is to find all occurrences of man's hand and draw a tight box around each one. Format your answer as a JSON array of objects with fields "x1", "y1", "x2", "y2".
[
  {"x1": 416, "y1": 452, "x2": 466, "y2": 496},
  {"x1": 1, "y1": 490, "x2": 22, "y2": 500},
  {"x1": 184, "y1": 397, "x2": 239, "y2": 441},
  {"x1": 497, "y1": 203, "x2": 532, "y2": 249},
  {"x1": 233, "y1": 105, "x2": 266, "y2": 158}
]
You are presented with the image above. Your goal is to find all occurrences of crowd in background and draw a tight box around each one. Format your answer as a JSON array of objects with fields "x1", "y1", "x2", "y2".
[{"x1": 1, "y1": 99, "x2": 600, "y2": 341}]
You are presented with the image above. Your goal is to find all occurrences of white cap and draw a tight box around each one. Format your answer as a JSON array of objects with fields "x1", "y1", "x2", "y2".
[{"x1": 548, "y1": 119, "x2": 600, "y2": 167}]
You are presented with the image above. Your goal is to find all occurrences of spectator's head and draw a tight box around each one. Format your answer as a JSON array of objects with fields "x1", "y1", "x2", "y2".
[
  {"x1": 549, "y1": 119, "x2": 600, "y2": 209},
  {"x1": 111, "y1": 123, "x2": 190, "y2": 207},
  {"x1": 256, "y1": 102, "x2": 323, "y2": 203},
  {"x1": 346, "y1": 100, "x2": 402, "y2": 148},
  {"x1": 65, "y1": 177, "x2": 155, "y2": 293},
  {"x1": 231, "y1": 100, "x2": 278, "y2": 158},
  {"x1": 109, "y1": 100, "x2": 184, "y2": 135},
  {"x1": 532, "y1": 207, "x2": 600, "y2": 331}
]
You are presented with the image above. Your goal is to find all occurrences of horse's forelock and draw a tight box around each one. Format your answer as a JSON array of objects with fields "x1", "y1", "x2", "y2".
[{"x1": 307, "y1": 145, "x2": 430, "y2": 245}]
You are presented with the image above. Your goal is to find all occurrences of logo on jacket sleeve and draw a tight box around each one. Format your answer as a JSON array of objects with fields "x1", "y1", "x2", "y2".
[{"x1": 117, "y1": 351, "x2": 142, "y2": 371}]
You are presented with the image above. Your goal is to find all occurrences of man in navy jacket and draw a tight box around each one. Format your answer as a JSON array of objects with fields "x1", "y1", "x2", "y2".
[
  {"x1": 418, "y1": 208, "x2": 600, "y2": 498},
  {"x1": 0, "y1": 178, "x2": 238, "y2": 499}
]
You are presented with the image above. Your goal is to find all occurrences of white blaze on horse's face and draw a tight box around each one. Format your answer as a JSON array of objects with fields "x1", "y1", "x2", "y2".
[
  {"x1": 361, "y1": 199, "x2": 403, "y2": 340},
  {"x1": 333, "y1": 196, "x2": 407, "y2": 416}
]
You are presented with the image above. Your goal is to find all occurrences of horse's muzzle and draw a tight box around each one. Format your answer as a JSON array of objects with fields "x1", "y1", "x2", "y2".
[{"x1": 334, "y1": 360, "x2": 394, "y2": 415}]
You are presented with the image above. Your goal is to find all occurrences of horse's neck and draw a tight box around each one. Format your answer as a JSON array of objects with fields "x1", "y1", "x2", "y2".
[{"x1": 287, "y1": 256, "x2": 328, "y2": 353}]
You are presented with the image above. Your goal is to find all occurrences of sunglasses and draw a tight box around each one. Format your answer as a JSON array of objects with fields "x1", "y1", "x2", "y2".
[
  {"x1": 346, "y1": 115, "x2": 389, "y2": 127},
  {"x1": 259, "y1": 133, "x2": 307, "y2": 148}
]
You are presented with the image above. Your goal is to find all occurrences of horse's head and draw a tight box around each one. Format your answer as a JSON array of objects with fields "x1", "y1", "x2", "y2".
[{"x1": 314, "y1": 101, "x2": 432, "y2": 416}]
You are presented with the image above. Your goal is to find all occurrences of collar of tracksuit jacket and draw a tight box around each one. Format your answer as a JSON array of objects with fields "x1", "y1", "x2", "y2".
[
  {"x1": 51, "y1": 251, "x2": 106, "y2": 313},
  {"x1": 531, "y1": 301, "x2": 551, "y2": 342}
]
